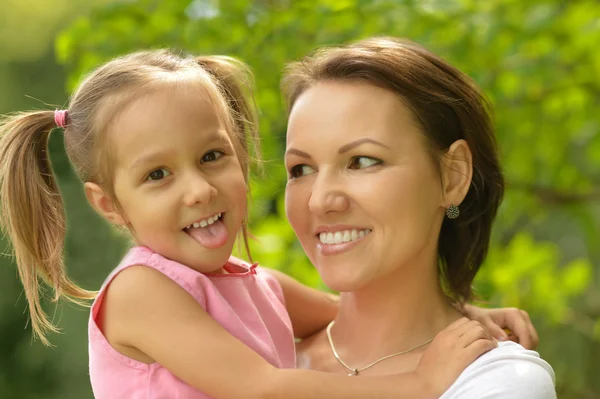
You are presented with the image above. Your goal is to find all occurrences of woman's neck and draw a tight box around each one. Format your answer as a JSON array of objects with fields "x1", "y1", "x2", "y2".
[{"x1": 330, "y1": 253, "x2": 462, "y2": 367}]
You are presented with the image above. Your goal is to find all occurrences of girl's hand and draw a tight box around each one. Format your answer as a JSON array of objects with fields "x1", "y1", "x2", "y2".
[
  {"x1": 462, "y1": 304, "x2": 539, "y2": 350},
  {"x1": 415, "y1": 318, "x2": 497, "y2": 397}
]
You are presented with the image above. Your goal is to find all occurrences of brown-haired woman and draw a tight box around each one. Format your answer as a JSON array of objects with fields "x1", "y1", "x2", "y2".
[{"x1": 283, "y1": 37, "x2": 556, "y2": 398}]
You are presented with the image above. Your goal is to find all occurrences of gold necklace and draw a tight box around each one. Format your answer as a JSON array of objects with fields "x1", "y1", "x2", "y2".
[{"x1": 326, "y1": 320, "x2": 434, "y2": 376}]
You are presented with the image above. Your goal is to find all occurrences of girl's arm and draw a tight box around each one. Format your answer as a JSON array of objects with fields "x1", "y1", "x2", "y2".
[
  {"x1": 266, "y1": 268, "x2": 339, "y2": 339},
  {"x1": 102, "y1": 265, "x2": 495, "y2": 399},
  {"x1": 267, "y1": 268, "x2": 539, "y2": 349}
]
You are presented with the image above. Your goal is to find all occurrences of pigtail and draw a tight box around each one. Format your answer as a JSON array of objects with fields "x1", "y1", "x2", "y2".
[
  {"x1": 0, "y1": 111, "x2": 96, "y2": 345},
  {"x1": 196, "y1": 56, "x2": 262, "y2": 262}
]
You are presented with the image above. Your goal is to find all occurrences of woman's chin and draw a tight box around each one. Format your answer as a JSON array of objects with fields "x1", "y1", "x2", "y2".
[{"x1": 318, "y1": 269, "x2": 370, "y2": 293}]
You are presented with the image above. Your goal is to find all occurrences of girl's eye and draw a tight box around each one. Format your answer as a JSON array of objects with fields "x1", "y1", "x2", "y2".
[
  {"x1": 201, "y1": 150, "x2": 224, "y2": 163},
  {"x1": 288, "y1": 164, "x2": 316, "y2": 179},
  {"x1": 147, "y1": 168, "x2": 171, "y2": 181},
  {"x1": 348, "y1": 156, "x2": 382, "y2": 170}
]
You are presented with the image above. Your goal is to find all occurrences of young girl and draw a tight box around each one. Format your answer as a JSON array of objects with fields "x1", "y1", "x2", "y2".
[{"x1": 0, "y1": 49, "x2": 521, "y2": 398}]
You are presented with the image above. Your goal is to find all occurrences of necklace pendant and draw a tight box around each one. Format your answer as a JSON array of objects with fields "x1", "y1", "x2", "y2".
[{"x1": 348, "y1": 369, "x2": 359, "y2": 376}]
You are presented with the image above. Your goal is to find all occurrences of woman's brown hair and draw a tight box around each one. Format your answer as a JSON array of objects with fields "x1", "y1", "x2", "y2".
[
  {"x1": 0, "y1": 50, "x2": 260, "y2": 344},
  {"x1": 282, "y1": 37, "x2": 504, "y2": 303}
]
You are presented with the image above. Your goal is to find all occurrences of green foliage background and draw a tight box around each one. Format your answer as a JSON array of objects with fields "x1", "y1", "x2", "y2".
[{"x1": 0, "y1": 0, "x2": 599, "y2": 398}]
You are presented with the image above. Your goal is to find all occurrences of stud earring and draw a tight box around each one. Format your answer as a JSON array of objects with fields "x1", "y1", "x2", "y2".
[{"x1": 446, "y1": 204, "x2": 460, "y2": 219}]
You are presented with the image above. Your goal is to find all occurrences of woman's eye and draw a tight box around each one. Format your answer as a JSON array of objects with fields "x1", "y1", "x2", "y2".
[
  {"x1": 147, "y1": 168, "x2": 171, "y2": 181},
  {"x1": 289, "y1": 164, "x2": 316, "y2": 179},
  {"x1": 348, "y1": 156, "x2": 382, "y2": 170},
  {"x1": 201, "y1": 150, "x2": 224, "y2": 163}
]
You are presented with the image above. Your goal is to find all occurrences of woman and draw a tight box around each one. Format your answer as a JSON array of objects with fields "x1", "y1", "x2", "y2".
[{"x1": 282, "y1": 37, "x2": 556, "y2": 397}]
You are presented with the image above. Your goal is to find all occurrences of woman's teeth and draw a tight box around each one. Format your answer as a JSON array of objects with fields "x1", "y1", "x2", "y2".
[
  {"x1": 319, "y1": 229, "x2": 372, "y2": 245},
  {"x1": 186, "y1": 213, "x2": 222, "y2": 230}
]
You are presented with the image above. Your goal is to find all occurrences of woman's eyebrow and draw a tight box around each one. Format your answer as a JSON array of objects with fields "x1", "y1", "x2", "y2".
[{"x1": 338, "y1": 138, "x2": 390, "y2": 154}]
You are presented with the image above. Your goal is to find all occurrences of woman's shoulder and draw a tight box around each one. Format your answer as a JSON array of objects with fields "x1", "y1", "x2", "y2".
[{"x1": 440, "y1": 341, "x2": 556, "y2": 399}]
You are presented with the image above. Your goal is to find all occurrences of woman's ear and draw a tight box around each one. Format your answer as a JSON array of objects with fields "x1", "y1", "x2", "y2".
[
  {"x1": 84, "y1": 182, "x2": 127, "y2": 225},
  {"x1": 440, "y1": 139, "x2": 473, "y2": 207}
]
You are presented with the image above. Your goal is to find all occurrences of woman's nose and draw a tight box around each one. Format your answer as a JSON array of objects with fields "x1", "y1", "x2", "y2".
[{"x1": 308, "y1": 170, "x2": 349, "y2": 215}]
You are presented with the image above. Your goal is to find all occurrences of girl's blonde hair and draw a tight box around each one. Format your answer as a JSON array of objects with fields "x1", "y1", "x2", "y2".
[{"x1": 0, "y1": 50, "x2": 260, "y2": 345}]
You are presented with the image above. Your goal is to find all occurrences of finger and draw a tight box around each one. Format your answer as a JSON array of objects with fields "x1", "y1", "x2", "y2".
[
  {"x1": 443, "y1": 317, "x2": 471, "y2": 333},
  {"x1": 461, "y1": 338, "x2": 497, "y2": 364},
  {"x1": 448, "y1": 317, "x2": 471, "y2": 329},
  {"x1": 477, "y1": 316, "x2": 509, "y2": 341},
  {"x1": 521, "y1": 310, "x2": 539, "y2": 350},
  {"x1": 503, "y1": 309, "x2": 533, "y2": 349},
  {"x1": 457, "y1": 323, "x2": 494, "y2": 348},
  {"x1": 454, "y1": 320, "x2": 493, "y2": 341}
]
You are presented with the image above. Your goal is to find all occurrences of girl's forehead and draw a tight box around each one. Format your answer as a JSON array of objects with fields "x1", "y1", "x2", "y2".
[
  {"x1": 103, "y1": 81, "x2": 223, "y2": 131},
  {"x1": 92, "y1": 76, "x2": 245, "y2": 181}
]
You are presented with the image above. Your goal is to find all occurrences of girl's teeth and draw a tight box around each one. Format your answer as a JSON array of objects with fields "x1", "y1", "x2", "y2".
[
  {"x1": 319, "y1": 229, "x2": 371, "y2": 245},
  {"x1": 186, "y1": 213, "x2": 222, "y2": 230}
]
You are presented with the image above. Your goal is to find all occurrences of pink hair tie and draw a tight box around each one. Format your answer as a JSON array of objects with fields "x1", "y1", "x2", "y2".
[{"x1": 54, "y1": 109, "x2": 68, "y2": 128}]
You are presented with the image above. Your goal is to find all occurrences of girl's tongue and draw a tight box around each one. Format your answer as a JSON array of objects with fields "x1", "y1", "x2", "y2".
[{"x1": 186, "y1": 219, "x2": 228, "y2": 249}]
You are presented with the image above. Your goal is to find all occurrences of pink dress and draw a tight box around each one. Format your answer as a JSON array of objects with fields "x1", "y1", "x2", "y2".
[{"x1": 88, "y1": 246, "x2": 296, "y2": 398}]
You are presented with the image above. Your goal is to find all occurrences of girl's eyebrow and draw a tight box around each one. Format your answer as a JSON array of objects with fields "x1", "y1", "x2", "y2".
[
  {"x1": 129, "y1": 150, "x2": 167, "y2": 171},
  {"x1": 128, "y1": 132, "x2": 229, "y2": 171}
]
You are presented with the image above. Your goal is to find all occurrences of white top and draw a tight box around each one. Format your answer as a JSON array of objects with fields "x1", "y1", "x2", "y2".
[{"x1": 440, "y1": 341, "x2": 556, "y2": 398}]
